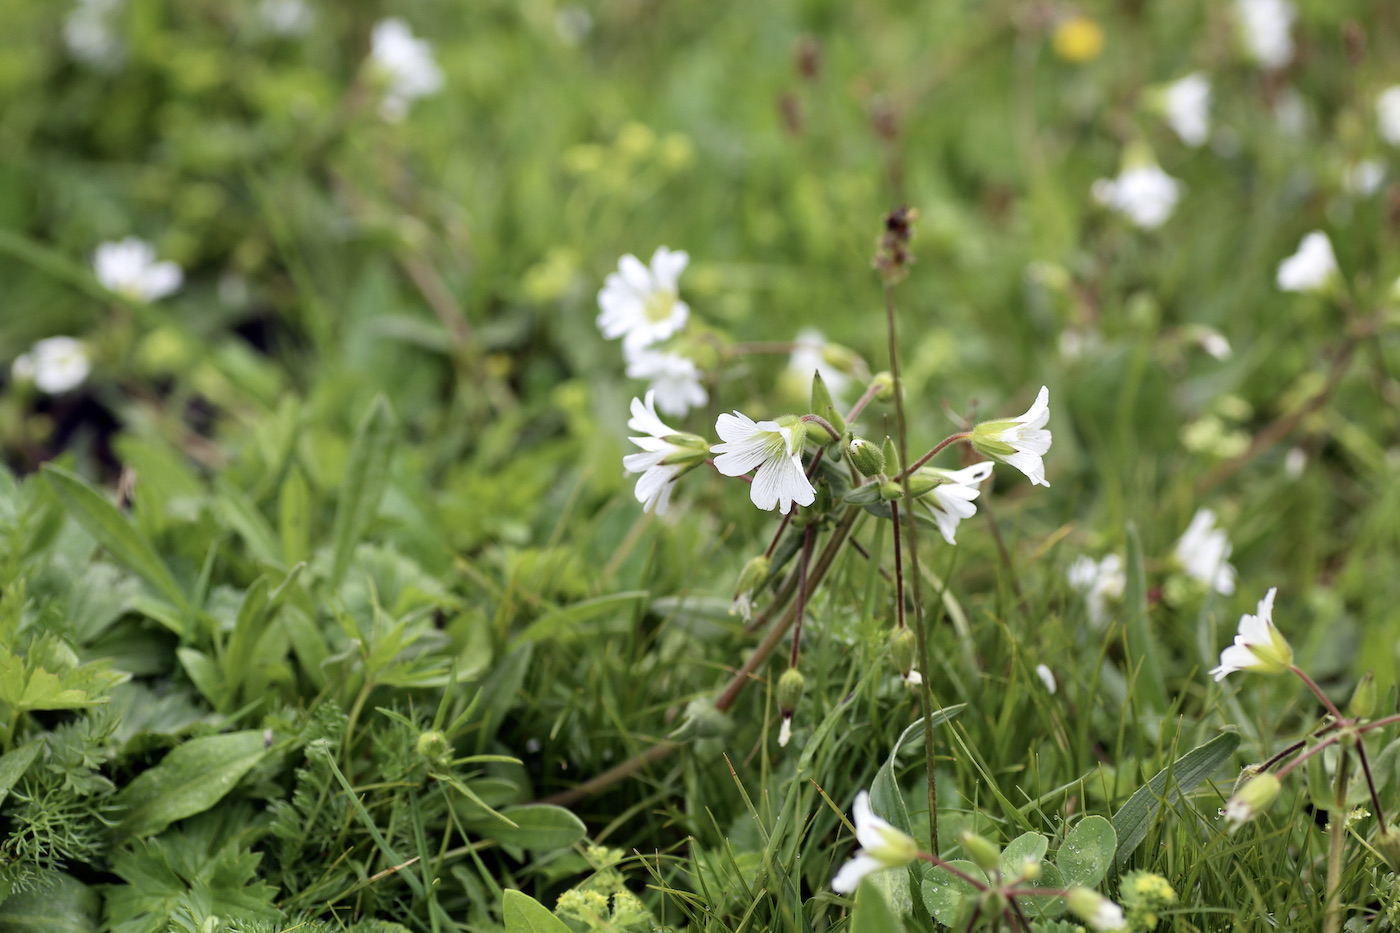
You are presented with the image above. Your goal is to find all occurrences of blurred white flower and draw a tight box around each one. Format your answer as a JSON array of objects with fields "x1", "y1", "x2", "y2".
[
  {"x1": 1235, "y1": 0, "x2": 1295, "y2": 70},
  {"x1": 259, "y1": 0, "x2": 313, "y2": 36},
  {"x1": 787, "y1": 328, "x2": 850, "y2": 403},
  {"x1": 11, "y1": 337, "x2": 91, "y2": 395},
  {"x1": 1035, "y1": 663, "x2": 1057, "y2": 694},
  {"x1": 1378, "y1": 86, "x2": 1400, "y2": 147},
  {"x1": 1276, "y1": 231, "x2": 1338, "y2": 294},
  {"x1": 1067, "y1": 888, "x2": 1129, "y2": 931},
  {"x1": 1092, "y1": 165, "x2": 1182, "y2": 230},
  {"x1": 778, "y1": 717, "x2": 793, "y2": 747},
  {"x1": 1200, "y1": 330, "x2": 1232, "y2": 361},
  {"x1": 1067, "y1": 554, "x2": 1126, "y2": 628},
  {"x1": 622, "y1": 392, "x2": 707, "y2": 515},
  {"x1": 1174, "y1": 508, "x2": 1236, "y2": 595},
  {"x1": 918, "y1": 461, "x2": 993, "y2": 545},
  {"x1": 1284, "y1": 446, "x2": 1306, "y2": 479},
  {"x1": 554, "y1": 6, "x2": 593, "y2": 46},
  {"x1": 711, "y1": 412, "x2": 815, "y2": 514},
  {"x1": 1162, "y1": 73, "x2": 1211, "y2": 147},
  {"x1": 369, "y1": 19, "x2": 444, "y2": 122},
  {"x1": 64, "y1": 0, "x2": 124, "y2": 71},
  {"x1": 625, "y1": 348, "x2": 707, "y2": 418},
  {"x1": 1273, "y1": 87, "x2": 1308, "y2": 137},
  {"x1": 1209, "y1": 587, "x2": 1293, "y2": 680},
  {"x1": 596, "y1": 247, "x2": 691, "y2": 353},
  {"x1": 830, "y1": 791, "x2": 920, "y2": 893},
  {"x1": 94, "y1": 238, "x2": 183, "y2": 302},
  {"x1": 1343, "y1": 161, "x2": 1385, "y2": 198},
  {"x1": 970, "y1": 386, "x2": 1052, "y2": 487}
]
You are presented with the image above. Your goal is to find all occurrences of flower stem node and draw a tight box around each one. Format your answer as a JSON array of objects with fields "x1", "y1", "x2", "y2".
[
  {"x1": 870, "y1": 371, "x2": 896, "y2": 402},
  {"x1": 1066, "y1": 888, "x2": 1128, "y2": 932},
  {"x1": 809, "y1": 371, "x2": 847, "y2": 440},
  {"x1": 848, "y1": 437, "x2": 886, "y2": 477},
  {"x1": 1348, "y1": 671, "x2": 1376, "y2": 720},
  {"x1": 978, "y1": 888, "x2": 1008, "y2": 918},
  {"x1": 969, "y1": 386, "x2": 1052, "y2": 486},
  {"x1": 959, "y1": 831, "x2": 1002, "y2": 873},
  {"x1": 1224, "y1": 772, "x2": 1282, "y2": 832}
]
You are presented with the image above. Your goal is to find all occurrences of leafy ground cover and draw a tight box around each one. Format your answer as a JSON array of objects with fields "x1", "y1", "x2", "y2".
[{"x1": 1, "y1": 1, "x2": 1400, "y2": 931}]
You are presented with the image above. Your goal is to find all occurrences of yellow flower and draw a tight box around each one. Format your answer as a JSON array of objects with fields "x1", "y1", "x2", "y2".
[{"x1": 1053, "y1": 15, "x2": 1104, "y2": 63}]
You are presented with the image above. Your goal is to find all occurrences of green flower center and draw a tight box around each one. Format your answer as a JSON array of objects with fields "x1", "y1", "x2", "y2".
[{"x1": 643, "y1": 290, "x2": 676, "y2": 323}]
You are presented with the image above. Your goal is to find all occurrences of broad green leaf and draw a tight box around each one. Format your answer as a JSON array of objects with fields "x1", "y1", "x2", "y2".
[
  {"x1": 112, "y1": 730, "x2": 269, "y2": 839},
  {"x1": 176, "y1": 648, "x2": 222, "y2": 709},
  {"x1": 215, "y1": 480, "x2": 281, "y2": 567},
  {"x1": 1001, "y1": 831, "x2": 1048, "y2": 870},
  {"x1": 1057, "y1": 815, "x2": 1116, "y2": 888},
  {"x1": 1112, "y1": 732, "x2": 1240, "y2": 869},
  {"x1": 329, "y1": 395, "x2": 396, "y2": 588},
  {"x1": 42, "y1": 466, "x2": 188, "y2": 614},
  {"x1": 222, "y1": 577, "x2": 271, "y2": 703},
  {"x1": 851, "y1": 876, "x2": 906, "y2": 933},
  {"x1": 463, "y1": 805, "x2": 586, "y2": 850},
  {"x1": 502, "y1": 889, "x2": 570, "y2": 933},
  {"x1": 921, "y1": 859, "x2": 985, "y2": 926},
  {"x1": 0, "y1": 742, "x2": 41, "y2": 805},
  {"x1": 1123, "y1": 523, "x2": 1167, "y2": 715},
  {"x1": 0, "y1": 870, "x2": 99, "y2": 933}
]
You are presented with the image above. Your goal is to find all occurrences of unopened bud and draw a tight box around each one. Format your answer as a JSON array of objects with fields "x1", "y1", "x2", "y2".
[
  {"x1": 809, "y1": 372, "x2": 846, "y2": 441},
  {"x1": 881, "y1": 436, "x2": 899, "y2": 474},
  {"x1": 848, "y1": 437, "x2": 885, "y2": 476},
  {"x1": 735, "y1": 555, "x2": 771, "y2": 600},
  {"x1": 1067, "y1": 888, "x2": 1126, "y2": 931},
  {"x1": 879, "y1": 481, "x2": 903, "y2": 501},
  {"x1": 891, "y1": 628, "x2": 916, "y2": 675},
  {"x1": 870, "y1": 372, "x2": 895, "y2": 402},
  {"x1": 821, "y1": 342, "x2": 864, "y2": 377},
  {"x1": 1348, "y1": 671, "x2": 1375, "y2": 720},
  {"x1": 1224, "y1": 772, "x2": 1281, "y2": 832},
  {"x1": 1019, "y1": 857, "x2": 1041, "y2": 881},
  {"x1": 959, "y1": 831, "x2": 1002, "y2": 873},
  {"x1": 417, "y1": 730, "x2": 451, "y2": 765},
  {"x1": 879, "y1": 475, "x2": 936, "y2": 500},
  {"x1": 778, "y1": 667, "x2": 805, "y2": 715}
]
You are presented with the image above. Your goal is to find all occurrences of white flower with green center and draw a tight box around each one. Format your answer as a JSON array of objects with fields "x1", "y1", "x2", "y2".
[
  {"x1": 1223, "y1": 772, "x2": 1281, "y2": 831},
  {"x1": 596, "y1": 247, "x2": 690, "y2": 352},
  {"x1": 94, "y1": 238, "x2": 183, "y2": 302},
  {"x1": 711, "y1": 412, "x2": 814, "y2": 514},
  {"x1": 12, "y1": 337, "x2": 91, "y2": 395},
  {"x1": 830, "y1": 791, "x2": 919, "y2": 893},
  {"x1": 1067, "y1": 888, "x2": 1128, "y2": 931},
  {"x1": 1174, "y1": 508, "x2": 1236, "y2": 595},
  {"x1": 1276, "y1": 231, "x2": 1339, "y2": 294},
  {"x1": 624, "y1": 348, "x2": 707, "y2": 417},
  {"x1": 1210, "y1": 587, "x2": 1293, "y2": 680},
  {"x1": 622, "y1": 392, "x2": 708, "y2": 515},
  {"x1": 917, "y1": 461, "x2": 994, "y2": 545},
  {"x1": 970, "y1": 386, "x2": 1052, "y2": 487}
]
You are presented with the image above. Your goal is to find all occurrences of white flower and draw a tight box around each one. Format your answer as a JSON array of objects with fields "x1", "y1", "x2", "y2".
[
  {"x1": 1284, "y1": 446, "x2": 1306, "y2": 479},
  {"x1": 778, "y1": 717, "x2": 793, "y2": 747},
  {"x1": 711, "y1": 412, "x2": 815, "y2": 514},
  {"x1": 624, "y1": 348, "x2": 707, "y2": 418},
  {"x1": 1343, "y1": 160, "x2": 1385, "y2": 198},
  {"x1": 1200, "y1": 330, "x2": 1232, "y2": 361},
  {"x1": 1209, "y1": 587, "x2": 1293, "y2": 680},
  {"x1": 93, "y1": 238, "x2": 183, "y2": 302},
  {"x1": 369, "y1": 19, "x2": 444, "y2": 122},
  {"x1": 1092, "y1": 164, "x2": 1182, "y2": 230},
  {"x1": 621, "y1": 392, "x2": 707, "y2": 515},
  {"x1": 259, "y1": 0, "x2": 313, "y2": 36},
  {"x1": 1174, "y1": 508, "x2": 1236, "y2": 595},
  {"x1": 1035, "y1": 664, "x2": 1057, "y2": 694},
  {"x1": 1276, "y1": 231, "x2": 1338, "y2": 294},
  {"x1": 970, "y1": 386, "x2": 1052, "y2": 487},
  {"x1": 918, "y1": 461, "x2": 994, "y2": 545},
  {"x1": 64, "y1": 0, "x2": 124, "y2": 71},
  {"x1": 1380, "y1": 86, "x2": 1400, "y2": 147},
  {"x1": 830, "y1": 791, "x2": 920, "y2": 893},
  {"x1": 1222, "y1": 772, "x2": 1282, "y2": 831},
  {"x1": 1235, "y1": 0, "x2": 1295, "y2": 70},
  {"x1": 1067, "y1": 888, "x2": 1128, "y2": 931},
  {"x1": 787, "y1": 328, "x2": 850, "y2": 403},
  {"x1": 902, "y1": 668, "x2": 923, "y2": 690},
  {"x1": 12, "y1": 337, "x2": 91, "y2": 395},
  {"x1": 1067, "y1": 554, "x2": 1126, "y2": 628},
  {"x1": 1163, "y1": 73, "x2": 1211, "y2": 147},
  {"x1": 596, "y1": 247, "x2": 691, "y2": 353}
]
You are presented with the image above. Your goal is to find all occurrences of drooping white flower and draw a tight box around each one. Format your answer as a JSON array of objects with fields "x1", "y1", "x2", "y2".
[
  {"x1": 596, "y1": 247, "x2": 690, "y2": 353},
  {"x1": 917, "y1": 461, "x2": 994, "y2": 545},
  {"x1": 93, "y1": 238, "x2": 183, "y2": 302},
  {"x1": 64, "y1": 0, "x2": 124, "y2": 71},
  {"x1": 830, "y1": 791, "x2": 920, "y2": 893},
  {"x1": 902, "y1": 668, "x2": 922, "y2": 690},
  {"x1": 1235, "y1": 0, "x2": 1295, "y2": 70},
  {"x1": 259, "y1": 0, "x2": 313, "y2": 36},
  {"x1": 624, "y1": 348, "x2": 707, "y2": 418},
  {"x1": 1067, "y1": 554, "x2": 1126, "y2": 628},
  {"x1": 1223, "y1": 772, "x2": 1282, "y2": 831},
  {"x1": 711, "y1": 412, "x2": 815, "y2": 514},
  {"x1": 1343, "y1": 160, "x2": 1385, "y2": 198},
  {"x1": 1276, "y1": 231, "x2": 1338, "y2": 294},
  {"x1": 1035, "y1": 664, "x2": 1057, "y2": 694},
  {"x1": 369, "y1": 19, "x2": 444, "y2": 122},
  {"x1": 787, "y1": 328, "x2": 850, "y2": 403},
  {"x1": 1173, "y1": 508, "x2": 1236, "y2": 595},
  {"x1": 1162, "y1": 73, "x2": 1211, "y2": 147},
  {"x1": 621, "y1": 392, "x2": 708, "y2": 515},
  {"x1": 1284, "y1": 446, "x2": 1306, "y2": 479},
  {"x1": 11, "y1": 337, "x2": 91, "y2": 395},
  {"x1": 1067, "y1": 888, "x2": 1128, "y2": 931},
  {"x1": 778, "y1": 717, "x2": 793, "y2": 747},
  {"x1": 1209, "y1": 587, "x2": 1293, "y2": 681},
  {"x1": 970, "y1": 386, "x2": 1052, "y2": 487},
  {"x1": 1377, "y1": 86, "x2": 1400, "y2": 147},
  {"x1": 1092, "y1": 164, "x2": 1182, "y2": 230}
]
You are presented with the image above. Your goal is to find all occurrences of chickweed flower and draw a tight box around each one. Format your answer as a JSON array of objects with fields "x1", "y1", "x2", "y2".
[
  {"x1": 64, "y1": 0, "x2": 124, "y2": 71},
  {"x1": 624, "y1": 348, "x2": 708, "y2": 417},
  {"x1": 369, "y1": 19, "x2": 444, "y2": 122},
  {"x1": 970, "y1": 386, "x2": 1052, "y2": 487},
  {"x1": 622, "y1": 392, "x2": 708, "y2": 515},
  {"x1": 1092, "y1": 162, "x2": 1182, "y2": 230},
  {"x1": 830, "y1": 791, "x2": 919, "y2": 893},
  {"x1": 711, "y1": 412, "x2": 815, "y2": 514},
  {"x1": 1067, "y1": 554, "x2": 1125, "y2": 629},
  {"x1": 1379, "y1": 86, "x2": 1400, "y2": 148},
  {"x1": 1276, "y1": 231, "x2": 1339, "y2": 294},
  {"x1": 787, "y1": 328, "x2": 850, "y2": 403},
  {"x1": 1343, "y1": 161, "x2": 1385, "y2": 198},
  {"x1": 1035, "y1": 663, "x2": 1057, "y2": 694},
  {"x1": 11, "y1": 337, "x2": 91, "y2": 395},
  {"x1": 94, "y1": 238, "x2": 183, "y2": 302},
  {"x1": 1209, "y1": 587, "x2": 1293, "y2": 681},
  {"x1": 917, "y1": 461, "x2": 994, "y2": 545},
  {"x1": 1173, "y1": 508, "x2": 1236, "y2": 595},
  {"x1": 597, "y1": 247, "x2": 691, "y2": 353},
  {"x1": 1067, "y1": 888, "x2": 1128, "y2": 932},
  {"x1": 1161, "y1": 73, "x2": 1211, "y2": 148},
  {"x1": 1235, "y1": 0, "x2": 1295, "y2": 70},
  {"x1": 1223, "y1": 771, "x2": 1282, "y2": 831}
]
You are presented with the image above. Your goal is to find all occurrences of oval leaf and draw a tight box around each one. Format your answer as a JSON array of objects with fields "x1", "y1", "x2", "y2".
[
  {"x1": 502, "y1": 889, "x2": 571, "y2": 933},
  {"x1": 113, "y1": 730, "x2": 269, "y2": 839},
  {"x1": 852, "y1": 876, "x2": 906, "y2": 933},
  {"x1": 1057, "y1": 815, "x2": 1116, "y2": 888},
  {"x1": 921, "y1": 859, "x2": 985, "y2": 926},
  {"x1": 464, "y1": 804, "x2": 586, "y2": 851}
]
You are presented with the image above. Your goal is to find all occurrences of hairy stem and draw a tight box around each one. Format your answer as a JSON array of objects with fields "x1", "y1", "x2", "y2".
[{"x1": 1324, "y1": 750, "x2": 1351, "y2": 933}]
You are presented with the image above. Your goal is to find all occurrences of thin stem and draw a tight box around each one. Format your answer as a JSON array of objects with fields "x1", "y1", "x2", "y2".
[
  {"x1": 1292, "y1": 666, "x2": 1346, "y2": 724},
  {"x1": 790, "y1": 526, "x2": 815, "y2": 669},
  {"x1": 845, "y1": 381, "x2": 884, "y2": 424},
  {"x1": 763, "y1": 513, "x2": 792, "y2": 559},
  {"x1": 1008, "y1": 896, "x2": 1034, "y2": 933},
  {"x1": 1275, "y1": 731, "x2": 1344, "y2": 781},
  {"x1": 1324, "y1": 751, "x2": 1351, "y2": 933},
  {"x1": 799, "y1": 413, "x2": 841, "y2": 444},
  {"x1": 1356, "y1": 711, "x2": 1400, "y2": 734},
  {"x1": 890, "y1": 501, "x2": 906, "y2": 630},
  {"x1": 885, "y1": 281, "x2": 938, "y2": 853},
  {"x1": 898, "y1": 432, "x2": 972, "y2": 479},
  {"x1": 1353, "y1": 739, "x2": 1387, "y2": 827},
  {"x1": 916, "y1": 852, "x2": 988, "y2": 890}
]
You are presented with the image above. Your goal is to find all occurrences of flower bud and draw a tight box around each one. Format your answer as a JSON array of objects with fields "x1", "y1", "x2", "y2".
[
  {"x1": 820, "y1": 342, "x2": 864, "y2": 377},
  {"x1": 735, "y1": 555, "x2": 771, "y2": 600},
  {"x1": 848, "y1": 437, "x2": 885, "y2": 477},
  {"x1": 890, "y1": 628, "x2": 916, "y2": 676},
  {"x1": 1224, "y1": 772, "x2": 1281, "y2": 832},
  {"x1": 1347, "y1": 671, "x2": 1375, "y2": 720},
  {"x1": 778, "y1": 667, "x2": 805, "y2": 716},
  {"x1": 809, "y1": 371, "x2": 846, "y2": 441},
  {"x1": 1374, "y1": 825, "x2": 1400, "y2": 874},
  {"x1": 870, "y1": 372, "x2": 895, "y2": 402},
  {"x1": 1067, "y1": 888, "x2": 1126, "y2": 931},
  {"x1": 417, "y1": 730, "x2": 451, "y2": 766},
  {"x1": 959, "y1": 831, "x2": 1002, "y2": 873},
  {"x1": 1018, "y1": 857, "x2": 1041, "y2": 881},
  {"x1": 879, "y1": 481, "x2": 904, "y2": 501},
  {"x1": 881, "y1": 436, "x2": 900, "y2": 474}
]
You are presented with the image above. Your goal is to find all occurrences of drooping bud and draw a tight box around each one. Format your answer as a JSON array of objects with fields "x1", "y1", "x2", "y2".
[
  {"x1": 1224, "y1": 772, "x2": 1281, "y2": 832},
  {"x1": 870, "y1": 372, "x2": 895, "y2": 402},
  {"x1": 1347, "y1": 671, "x2": 1375, "y2": 720},
  {"x1": 821, "y1": 342, "x2": 865, "y2": 377},
  {"x1": 778, "y1": 667, "x2": 805, "y2": 715},
  {"x1": 735, "y1": 555, "x2": 771, "y2": 600},
  {"x1": 890, "y1": 628, "x2": 916, "y2": 676},
  {"x1": 809, "y1": 371, "x2": 846, "y2": 441},
  {"x1": 1067, "y1": 888, "x2": 1127, "y2": 931},
  {"x1": 848, "y1": 437, "x2": 885, "y2": 477},
  {"x1": 1375, "y1": 825, "x2": 1400, "y2": 874},
  {"x1": 959, "y1": 831, "x2": 1002, "y2": 873}
]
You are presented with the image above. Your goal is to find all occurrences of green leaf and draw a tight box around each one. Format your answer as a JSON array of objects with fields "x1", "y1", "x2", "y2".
[
  {"x1": 869, "y1": 707, "x2": 967, "y2": 837},
  {"x1": 329, "y1": 396, "x2": 396, "y2": 588},
  {"x1": 0, "y1": 871, "x2": 100, "y2": 933},
  {"x1": 278, "y1": 467, "x2": 311, "y2": 569},
  {"x1": 221, "y1": 577, "x2": 272, "y2": 705},
  {"x1": 0, "y1": 742, "x2": 41, "y2": 805},
  {"x1": 462, "y1": 805, "x2": 586, "y2": 851},
  {"x1": 514, "y1": 591, "x2": 651, "y2": 643},
  {"x1": 920, "y1": 859, "x2": 985, "y2": 926},
  {"x1": 1112, "y1": 731, "x2": 1240, "y2": 870},
  {"x1": 502, "y1": 889, "x2": 571, "y2": 933},
  {"x1": 215, "y1": 480, "x2": 281, "y2": 568},
  {"x1": 1123, "y1": 523, "x2": 1167, "y2": 716},
  {"x1": 112, "y1": 731, "x2": 269, "y2": 840},
  {"x1": 41, "y1": 466, "x2": 188, "y2": 616},
  {"x1": 176, "y1": 648, "x2": 222, "y2": 709},
  {"x1": 1001, "y1": 831, "x2": 1049, "y2": 870},
  {"x1": 851, "y1": 876, "x2": 906, "y2": 933},
  {"x1": 1056, "y1": 815, "x2": 1116, "y2": 888}
]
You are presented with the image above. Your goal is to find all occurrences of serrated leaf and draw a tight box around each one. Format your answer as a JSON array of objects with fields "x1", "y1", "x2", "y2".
[
  {"x1": 462, "y1": 805, "x2": 585, "y2": 851},
  {"x1": 112, "y1": 731, "x2": 269, "y2": 840},
  {"x1": 329, "y1": 396, "x2": 396, "y2": 588},
  {"x1": 1111, "y1": 732, "x2": 1240, "y2": 870},
  {"x1": 851, "y1": 876, "x2": 906, "y2": 933},
  {"x1": 502, "y1": 889, "x2": 571, "y2": 933},
  {"x1": 1056, "y1": 815, "x2": 1116, "y2": 888}
]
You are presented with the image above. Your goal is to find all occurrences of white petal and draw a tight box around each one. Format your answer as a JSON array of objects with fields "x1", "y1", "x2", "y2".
[
  {"x1": 1004, "y1": 449, "x2": 1049, "y2": 487},
  {"x1": 831, "y1": 854, "x2": 883, "y2": 894},
  {"x1": 628, "y1": 392, "x2": 675, "y2": 439}
]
